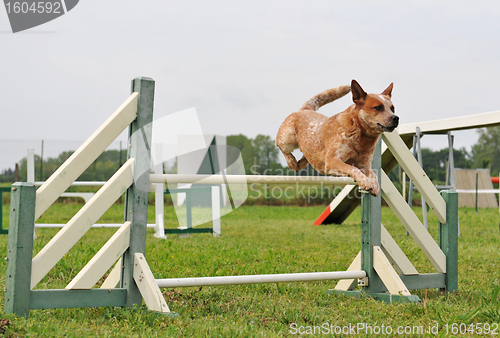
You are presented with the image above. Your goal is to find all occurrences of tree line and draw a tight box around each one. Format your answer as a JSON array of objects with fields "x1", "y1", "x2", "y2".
[{"x1": 2, "y1": 127, "x2": 500, "y2": 183}]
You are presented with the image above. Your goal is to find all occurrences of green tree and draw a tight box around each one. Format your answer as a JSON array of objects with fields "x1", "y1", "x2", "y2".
[
  {"x1": 251, "y1": 135, "x2": 281, "y2": 175},
  {"x1": 14, "y1": 149, "x2": 127, "y2": 183},
  {"x1": 227, "y1": 134, "x2": 289, "y2": 175},
  {"x1": 420, "y1": 147, "x2": 471, "y2": 182},
  {"x1": 227, "y1": 134, "x2": 256, "y2": 174},
  {"x1": 471, "y1": 127, "x2": 500, "y2": 176}
]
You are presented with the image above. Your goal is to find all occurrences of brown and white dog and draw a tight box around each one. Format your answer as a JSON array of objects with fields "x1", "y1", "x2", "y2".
[{"x1": 275, "y1": 80, "x2": 398, "y2": 196}]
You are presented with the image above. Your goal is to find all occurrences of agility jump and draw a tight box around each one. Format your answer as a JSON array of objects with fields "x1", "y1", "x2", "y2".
[{"x1": 4, "y1": 77, "x2": 458, "y2": 318}]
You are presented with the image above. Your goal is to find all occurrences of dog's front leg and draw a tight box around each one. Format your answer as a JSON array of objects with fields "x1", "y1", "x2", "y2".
[
  {"x1": 360, "y1": 167, "x2": 380, "y2": 196},
  {"x1": 325, "y1": 157, "x2": 379, "y2": 196}
]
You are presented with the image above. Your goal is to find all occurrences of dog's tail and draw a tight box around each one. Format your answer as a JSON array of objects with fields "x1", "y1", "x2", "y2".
[{"x1": 299, "y1": 85, "x2": 351, "y2": 111}]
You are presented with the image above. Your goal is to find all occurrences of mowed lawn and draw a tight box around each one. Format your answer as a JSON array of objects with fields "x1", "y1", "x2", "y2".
[{"x1": 0, "y1": 201, "x2": 499, "y2": 337}]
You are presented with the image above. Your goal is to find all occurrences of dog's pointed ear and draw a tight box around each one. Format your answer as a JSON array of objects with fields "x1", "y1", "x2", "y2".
[
  {"x1": 381, "y1": 83, "x2": 393, "y2": 98},
  {"x1": 351, "y1": 80, "x2": 367, "y2": 104}
]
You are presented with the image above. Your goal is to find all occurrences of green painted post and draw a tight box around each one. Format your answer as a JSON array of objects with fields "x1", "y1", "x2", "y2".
[
  {"x1": 439, "y1": 190, "x2": 458, "y2": 292},
  {"x1": 0, "y1": 187, "x2": 12, "y2": 234},
  {"x1": 361, "y1": 140, "x2": 385, "y2": 294},
  {"x1": 4, "y1": 183, "x2": 36, "y2": 317},
  {"x1": 121, "y1": 77, "x2": 155, "y2": 308}
]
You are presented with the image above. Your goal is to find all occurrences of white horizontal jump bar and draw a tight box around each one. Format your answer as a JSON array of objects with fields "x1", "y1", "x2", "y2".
[
  {"x1": 156, "y1": 270, "x2": 366, "y2": 288},
  {"x1": 34, "y1": 181, "x2": 107, "y2": 186},
  {"x1": 150, "y1": 174, "x2": 357, "y2": 185},
  {"x1": 35, "y1": 223, "x2": 156, "y2": 228},
  {"x1": 456, "y1": 189, "x2": 500, "y2": 194}
]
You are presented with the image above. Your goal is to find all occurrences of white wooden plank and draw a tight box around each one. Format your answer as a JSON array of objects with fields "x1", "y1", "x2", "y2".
[
  {"x1": 100, "y1": 258, "x2": 122, "y2": 289},
  {"x1": 31, "y1": 159, "x2": 135, "y2": 288},
  {"x1": 381, "y1": 224, "x2": 419, "y2": 275},
  {"x1": 66, "y1": 222, "x2": 131, "y2": 289},
  {"x1": 397, "y1": 110, "x2": 500, "y2": 136},
  {"x1": 134, "y1": 253, "x2": 170, "y2": 313},
  {"x1": 151, "y1": 174, "x2": 356, "y2": 185},
  {"x1": 334, "y1": 251, "x2": 361, "y2": 291},
  {"x1": 154, "y1": 144, "x2": 167, "y2": 239},
  {"x1": 329, "y1": 184, "x2": 357, "y2": 209},
  {"x1": 381, "y1": 171, "x2": 447, "y2": 273},
  {"x1": 382, "y1": 131, "x2": 446, "y2": 223},
  {"x1": 35, "y1": 93, "x2": 138, "y2": 220},
  {"x1": 373, "y1": 246, "x2": 411, "y2": 296}
]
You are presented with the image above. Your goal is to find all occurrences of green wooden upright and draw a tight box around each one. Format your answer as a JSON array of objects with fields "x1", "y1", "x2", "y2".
[
  {"x1": 439, "y1": 190, "x2": 459, "y2": 292},
  {"x1": 4, "y1": 183, "x2": 36, "y2": 317},
  {"x1": 121, "y1": 77, "x2": 156, "y2": 308},
  {"x1": 360, "y1": 141, "x2": 385, "y2": 293}
]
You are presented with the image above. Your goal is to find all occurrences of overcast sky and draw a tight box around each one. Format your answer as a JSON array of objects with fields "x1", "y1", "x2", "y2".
[{"x1": 1, "y1": 1, "x2": 500, "y2": 172}]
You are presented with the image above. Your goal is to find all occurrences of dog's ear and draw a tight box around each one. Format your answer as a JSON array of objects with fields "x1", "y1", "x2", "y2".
[
  {"x1": 381, "y1": 83, "x2": 393, "y2": 98},
  {"x1": 351, "y1": 80, "x2": 367, "y2": 104}
]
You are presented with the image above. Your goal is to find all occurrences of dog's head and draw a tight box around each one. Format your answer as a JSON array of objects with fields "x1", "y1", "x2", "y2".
[{"x1": 351, "y1": 80, "x2": 399, "y2": 135}]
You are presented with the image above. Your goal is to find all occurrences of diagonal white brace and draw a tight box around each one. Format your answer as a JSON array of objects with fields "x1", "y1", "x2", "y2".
[
  {"x1": 134, "y1": 253, "x2": 170, "y2": 313},
  {"x1": 373, "y1": 246, "x2": 411, "y2": 296},
  {"x1": 381, "y1": 224, "x2": 419, "y2": 275},
  {"x1": 101, "y1": 258, "x2": 122, "y2": 289},
  {"x1": 66, "y1": 222, "x2": 131, "y2": 289},
  {"x1": 334, "y1": 251, "x2": 361, "y2": 291}
]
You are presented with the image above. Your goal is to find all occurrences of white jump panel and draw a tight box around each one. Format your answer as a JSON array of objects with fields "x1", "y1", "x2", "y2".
[
  {"x1": 31, "y1": 159, "x2": 135, "y2": 288},
  {"x1": 35, "y1": 93, "x2": 138, "y2": 220},
  {"x1": 156, "y1": 270, "x2": 366, "y2": 288},
  {"x1": 151, "y1": 174, "x2": 357, "y2": 185}
]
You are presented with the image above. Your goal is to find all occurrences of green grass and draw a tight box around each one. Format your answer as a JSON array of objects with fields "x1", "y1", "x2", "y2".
[{"x1": 0, "y1": 203, "x2": 499, "y2": 337}]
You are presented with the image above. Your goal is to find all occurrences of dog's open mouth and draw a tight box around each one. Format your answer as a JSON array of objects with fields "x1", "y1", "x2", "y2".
[{"x1": 377, "y1": 123, "x2": 398, "y2": 132}]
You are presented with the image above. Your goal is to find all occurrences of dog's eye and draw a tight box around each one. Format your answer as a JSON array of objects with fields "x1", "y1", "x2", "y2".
[
  {"x1": 390, "y1": 106, "x2": 395, "y2": 113},
  {"x1": 374, "y1": 105, "x2": 384, "y2": 111}
]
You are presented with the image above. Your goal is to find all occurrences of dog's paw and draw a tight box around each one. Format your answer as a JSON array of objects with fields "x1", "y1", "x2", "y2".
[
  {"x1": 370, "y1": 180, "x2": 380, "y2": 196},
  {"x1": 357, "y1": 179, "x2": 379, "y2": 196}
]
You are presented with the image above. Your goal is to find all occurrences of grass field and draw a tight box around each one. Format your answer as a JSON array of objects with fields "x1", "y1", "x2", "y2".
[{"x1": 0, "y1": 200, "x2": 499, "y2": 337}]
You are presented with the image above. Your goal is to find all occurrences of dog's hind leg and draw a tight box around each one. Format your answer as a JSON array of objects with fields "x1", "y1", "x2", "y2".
[
  {"x1": 297, "y1": 156, "x2": 309, "y2": 170},
  {"x1": 281, "y1": 151, "x2": 299, "y2": 171},
  {"x1": 280, "y1": 151, "x2": 309, "y2": 171}
]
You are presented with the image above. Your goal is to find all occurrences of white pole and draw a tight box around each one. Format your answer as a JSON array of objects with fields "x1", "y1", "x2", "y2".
[
  {"x1": 28, "y1": 149, "x2": 37, "y2": 240},
  {"x1": 211, "y1": 186, "x2": 221, "y2": 237},
  {"x1": 154, "y1": 144, "x2": 166, "y2": 239},
  {"x1": 34, "y1": 181, "x2": 107, "y2": 186},
  {"x1": 156, "y1": 270, "x2": 366, "y2": 288},
  {"x1": 35, "y1": 223, "x2": 157, "y2": 229},
  {"x1": 150, "y1": 174, "x2": 357, "y2": 185},
  {"x1": 27, "y1": 149, "x2": 35, "y2": 183}
]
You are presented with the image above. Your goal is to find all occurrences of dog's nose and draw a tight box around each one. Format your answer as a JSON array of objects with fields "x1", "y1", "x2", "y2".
[{"x1": 392, "y1": 115, "x2": 399, "y2": 124}]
